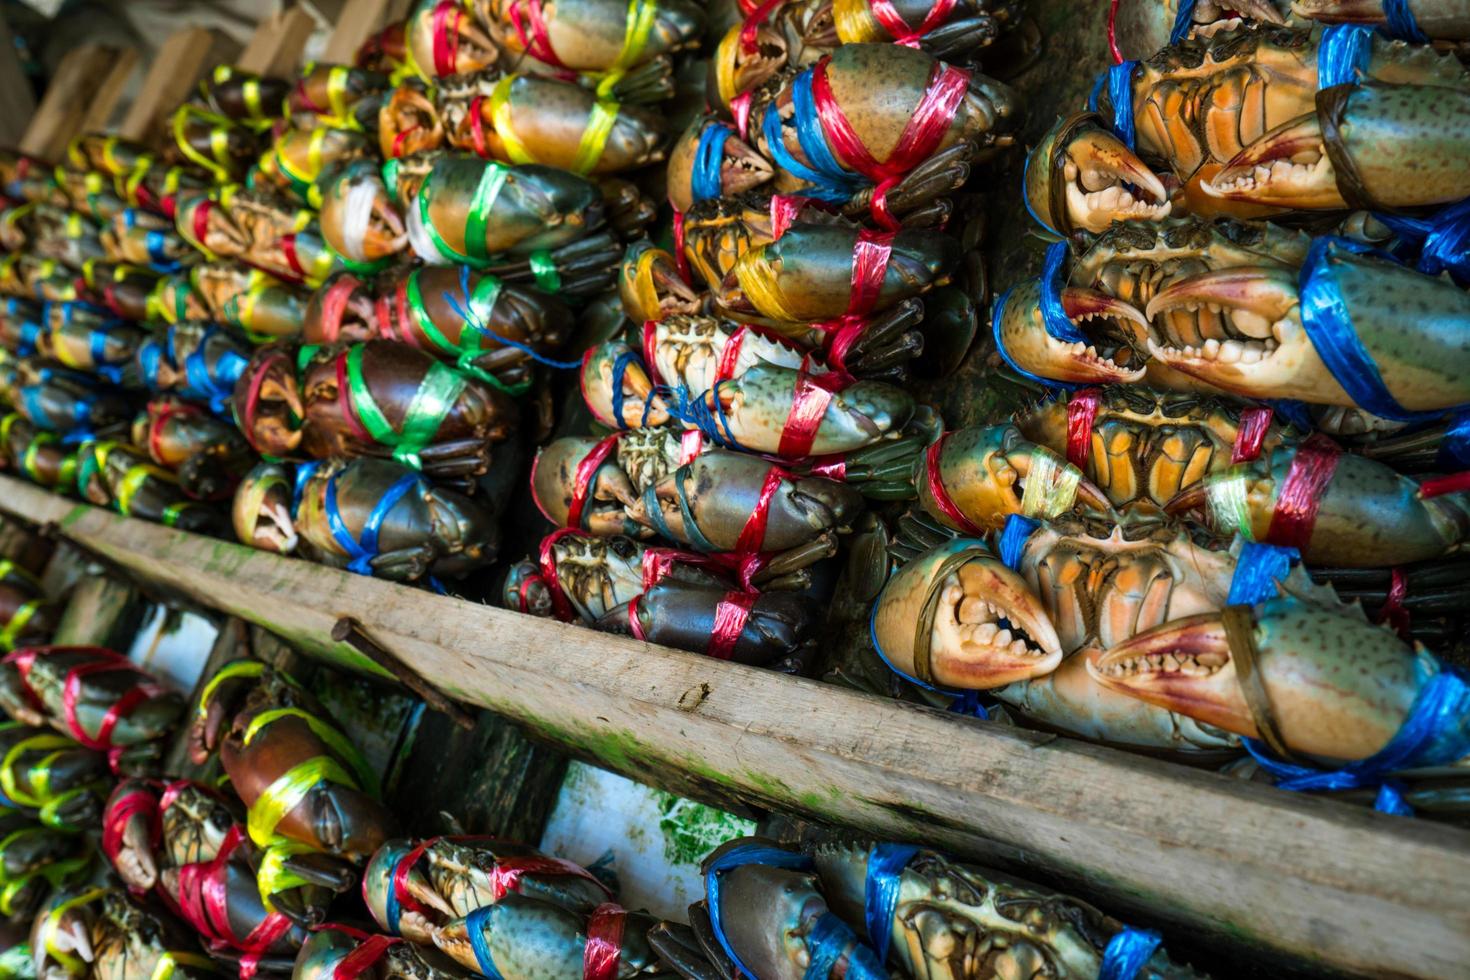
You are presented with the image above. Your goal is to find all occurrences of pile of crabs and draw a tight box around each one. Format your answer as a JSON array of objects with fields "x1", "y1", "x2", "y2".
[
  {"x1": 932, "y1": 0, "x2": 1470, "y2": 817},
  {"x1": 0, "y1": 513, "x2": 1208, "y2": 980}
]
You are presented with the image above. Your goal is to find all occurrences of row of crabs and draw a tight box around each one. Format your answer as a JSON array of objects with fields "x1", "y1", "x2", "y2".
[
  {"x1": 0, "y1": 625, "x2": 1209, "y2": 980},
  {"x1": 961, "y1": 1, "x2": 1470, "y2": 807}
]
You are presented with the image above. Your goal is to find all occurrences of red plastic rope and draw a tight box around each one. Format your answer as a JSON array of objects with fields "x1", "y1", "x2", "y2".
[
  {"x1": 333, "y1": 935, "x2": 401, "y2": 980},
  {"x1": 814, "y1": 228, "x2": 894, "y2": 377},
  {"x1": 1379, "y1": 566, "x2": 1411, "y2": 640},
  {"x1": 468, "y1": 95, "x2": 490, "y2": 159},
  {"x1": 507, "y1": 0, "x2": 564, "y2": 69},
  {"x1": 431, "y1": 1, "x2": 463, "y2": 77},
  {"x1": 768, "y1": 195, "x2": 807, "y2": 239},
  {"x1": 537, "y1": 527, "x2": 582, "y2": 621},
  {"x1": 733, "y1": 465, "x2": 789, "y2": 553},
  {"x1": 923, "y1": 433, "x2": 981, "y2": 534},
  {"x1": 318, "y1": 276, "x2": 360, "y2": 344},
  {"x1": 566, "y1": 433, "x2": 622, "y2": 530},
  {"x1": 1419, "y1": 471, "x2": 1470, "y2": 498},
  {"x1": 641, "y1": 320, "x2": 662, "y2": 386},
  {"x1": 670, "y1": 206, "x2": 692, "y2": 284},
  {"x1": 1065, "y1": 387, "x2": 1100, "y2": 469},
  {"x1": 582, "y1": 904, "x2": 627, "y2": 980},
  {"x1": 810, "y1": 56, "x2": 969, "y2": 231},
  {"x1": 101, "y1": 785, "x2": 161, "y2": 865},
  {"x1": 679, "y1": 431, "x2": 704, "y2": 464},
  {"x1": 739, "y1": 0, "x2": 785, "y2": 53},
  {"x1": 1264, "y1": 433, "x2": 1340, "y2": 551},
  {"x1": 147, "y1": 400, "x2": 203, "y2": 464},
  {"x1": 1107, "y1": 0, "x2": 1124, "y2": 65},
  {"x1": 62, "y1": 655, "x2": 158, "y2": 752},
  {"x1": 868, "y1": 0, "x2": 956, "y2": 46},
  {"x1": 707, "y1": 592, "x2": 757, "y2": 660},
  {"x1": 776, "y1": 368, "x2": 846, "y2": 458},
  {"x1": 1232, "y1": 406, "x2": 1273, "y2": 463},
  {"x1": 192, "y1": 200, "x2": 214, "y2": 252}
]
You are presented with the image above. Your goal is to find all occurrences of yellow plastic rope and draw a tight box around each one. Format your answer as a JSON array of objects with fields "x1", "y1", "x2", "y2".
[
  {"x1": 246, "y1": 755, "x2": 355, "y2": 846},
  {"x1": 195, "y1": 660, "x2": 264, "y2": 722},
  {"x1": 1018, "y1": 446, "x2": 1081, "y2": 519}
]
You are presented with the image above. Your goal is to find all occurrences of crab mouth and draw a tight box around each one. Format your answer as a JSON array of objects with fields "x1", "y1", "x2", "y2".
[
  {"x1": 932, "y1": 563, "x2": 1063, "y2": 688},
  {"x1": 1062, "y1": 130, "x2": 1171, "y2": 234},
  {"x1": 1142, "y1": 267, "x2": 1296, "y2": 372},
  {"x1": 1203, "y1": 113, "x2": 1341, "y2": 208}
]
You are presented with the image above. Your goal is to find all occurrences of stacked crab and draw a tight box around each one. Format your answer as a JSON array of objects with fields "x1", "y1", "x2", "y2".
[
  {"x1": 225, "y1": 0, "x2": 735, "y2": 585},
  {"x1": 0, "y1": 74, "x2": 282, "y2": 535},
  {"x1": 0, "y1": 643, "x2": 188, "y2": 947},
  {"x1": 870, "y1": 0, "x2": 1470, "y2": 819},
  {"x1": 506, "y1": 0, "x2": 1035, "y2": 668}
]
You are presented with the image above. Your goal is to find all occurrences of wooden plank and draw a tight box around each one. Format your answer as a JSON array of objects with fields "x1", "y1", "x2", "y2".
[
  {"x1": 0, "y1": 478, "x2": 1465, "y2": 977},
  {"x1": 78, "y1": 48, "x2": 141, "y2": 135},
  {"x1": 236, "y1": 7, "x2": 317, "y2": 78},
  {"x1": 117, "y1": 28, "x2": 221, "y2": 144},
  {"x1": 0, "y1": 16, "x2": 36, "y2": 147},
  {"x1": 321, "y1": 0, "x2": 400, "y2": 66},
  {"x1": 20, "y1": 44, "x2": 118, "y2": 160}
]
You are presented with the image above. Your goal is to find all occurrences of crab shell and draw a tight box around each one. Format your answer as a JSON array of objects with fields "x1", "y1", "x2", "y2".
[
  {"x1": 1092, "y1": 595, "x2": 1425, "y2": 762},
  {"x1": 80, "y1": 262, "x2": 161, "y2": 321},
  {"x1": 723, "y1": 223, "x2": 960, "y2": 324},
  {"x1": 220, "y1": 697, "x2": 395, "y2": 859},
  {"x1": 201, "y1": 67, "x2": 293, "y2": 126},
  {"x1": 753, "y1": 43, "x2": 1020, "y2": 196},
  {"x1": 0, "y1": 722, "x2": 107, "y2": 828},
  {"x1": 297, "y1": 341, "x2": 518, "y2": 465},
  {"x1": 873, "y1": 539, "x2": 1064, "y2": 690},
  {"x1": 434, "y1": 896, "x2": 663, "y2": 977},
  {"x1": 289, "y1": 64, "x2": 391, "y2": 130},
  {"x1": 408, "y1": 157, "x2": 606, "y2": 263},
  {"x1": 295, "y1": 457, "x2": 499, "y2": 580},
  {"x1": 477, "y1": 0, "x2": 704, "y2": 72},
  {"x1": 451, "y1": 73, "x2": 667, "y2": 174},
  {"x1": 157, "y1": 848, "x2": 308, "y2": 959}
]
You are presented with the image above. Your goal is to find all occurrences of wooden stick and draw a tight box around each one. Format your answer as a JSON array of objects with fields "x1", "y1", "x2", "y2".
[
  {"x1": 117, "y1": 27, "x2": 221, "y2": 143},
  {"x1": 321, "y1": 0, "x2": 401, "y2": 66},
  {"x1": 4, "y1": 477, "x2": 1469, "y2": 978},
  {"x1": 20, "y1": 44, "x2": 118, "y2": 159},
  {"x1": 0, "y1": 15, "x2": 36, "y2": 147},
  {"x1": 237, "y1": 7, "x2": 317, "y2": 78},
  {"x1": 332, "y1": 616, "x2": 477, "y2": 730},
  {"x1": 79, "y1": 49, "x2": 142, "y2": 136}
]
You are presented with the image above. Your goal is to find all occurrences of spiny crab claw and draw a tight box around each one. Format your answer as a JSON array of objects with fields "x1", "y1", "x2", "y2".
[
  {"x1": 873, "y1": 539, "x2": 1064, "y2": 690},
  {"x1": 619, "y1": 241, "x2": 700, "y2": 323},
  {"x1": 1025, "y1": 114, "x2": 1170, "y2": 236},
  {"x1": 1141, "y1": 265, "x2": 1306, "y2": 394},
  {"x1": 1207, "y1": 83, "x2": 1470, "y2": 211},
  {"x1": 667, "y1": 118, "x2": 774, "y2": 213},
  {"x1": 1090, "y1": 596, "x2": 1426, "y2": 762},
  {"x1": 996, "y1": 278, "x2": 1150, "y2": 385}
]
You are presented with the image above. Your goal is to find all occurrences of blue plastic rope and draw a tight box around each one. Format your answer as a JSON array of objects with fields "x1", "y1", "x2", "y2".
[
  {"x1": 442, "y1": 265, "x2": 582, "y2": 369},
  {"x1": 864, "y1": 843, "x2": 918, "y2": 964},
  {"x1": 761, "y1": 103, "x2": 852, "y2": 203},
  {"x1": 1168, "y1": 0, "x2": 1197, "y2": 43},
  {"x1": 1099, "y1": 927, "x2": 1163, "y2": 980},
  {"x1": 1377, "y1": 197, "x2": 1470, "y2": 286},
  {"x1": 1439, "y1": 409, "x2": 1470, "y2": 469},
  {"x1": 1088, "y1": 62, "x2": 1138, "y2": 150},
  {"x1": 290, "y1": 460, "x2": 321, "y2": 517},
  {"x1": 705, "y1": 844, "x2": 884, "y2": 980},
  {"x1": 1226, "y1": 542, "x2": 1299, "y2": 606},
  {"x1": 692, "y1": 122, "x2": 732, "y2": 204},
  {"x1": 1382, "y1": 0, "x2": 1429, "y2": 43},
  {"x1": 989, "y1": 286, "x2": 1079, "y2": 391},
  {"x1": 790, "y1": 68, "x2": 861, "y2": 188},
  {"x1": 1298, "y1": 237, "x2": 1450, "y2": 422},
  {"x1": 323, "y1": 470, "x2": 421, "y2": 575},
  {"x1": 1039, "y1": 242, "x2": 1087, "y2": 343},
  {"x1": 802, "y1": 912, "x2": 886, "y2": 980},
  {"x1": 463, "y1": 905, "x2": 505, "y2": 980},
  {"x1": 183, "y1": 335, "x2": 247, "y2": 414},
  {"x1": 998, "y1": 513, "x2": 1039, "y2": 571},
  {"x1": 137, "y1": 340, "x2": 163, "y2": 392},
  {"x1": 1245, "y1": 661, "x2": 1470, "y2": 814},
  {"x1": 1317, "y1": 24, "x2": 1374, "y2": 89},
  {"x1": 665, "y1": 381, "x2": 744, "y2": 451},
  {"x1": 609, "y1": 349, "x2": 637, "y2": 430}
]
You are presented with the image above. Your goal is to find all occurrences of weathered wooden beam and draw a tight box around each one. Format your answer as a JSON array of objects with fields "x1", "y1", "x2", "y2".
[
  {"x1": 50, "y1": 571, "x2": 143, "y2": 649},
  {"x1": 236, "y1": 7, "x2": 317, "y2": 78},
  {"x1": 117, "y1": 28, "x2": 225, "y2": 144},
  {"x1": 20, "y1": 44, "x2": 120, "y2": 160},
  {"x1": 77, "y1": 48, "x2": 141, "y2": 136},
  {"x1": 0, "y1": 478, "x2": 1465, "y2": 977},
  {"x1": 0, "y1": 16, "x2": 36, "y2": 148},
  {"x1": 320, "y1": 0, "x2": 401, "y2": 66}
]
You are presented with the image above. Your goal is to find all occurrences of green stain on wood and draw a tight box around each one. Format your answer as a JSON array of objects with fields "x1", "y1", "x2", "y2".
[{"x1": 59, "y1": 505, "x2": 91, "y2": 529}]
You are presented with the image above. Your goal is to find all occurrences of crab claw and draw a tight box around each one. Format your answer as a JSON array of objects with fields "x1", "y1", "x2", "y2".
[
  {"x1": 996, "y1": 278, "x2": 1150, "y2": 385},
  {"x1": 918, "y1": 424, "x2": 1109, "y2": 533},
  {"x1": 619, "y1": 241, "x2": 700, "y2": 323},
  {"x1": 114, "y1": 814, "x2": 160, "y2": 890},
  {"x1": 1090, "y1": 596, "x2": 1422, "y2": 762},
  {"x1": 579, "y1": 342, "x2": 670, "y2": 430},
  {"x1": 1293, "y1": 0, "x2": 1465, "y2": 36},
  {"x1": 667, "y1": 118, "x2": 774, "y2": 213},
  {"x1": 1025, "y1": 114, "x2": 1170, "y2": 236},
  {"x1": 1208, "y1": 84, "x2": 1470, "y2": 211},
  {"x1": 709, "y1": 24, "x2": 788, "y2": 110},
  {"x1": 874, "y1": 539, "x2": 1063, "y2": 690}
]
